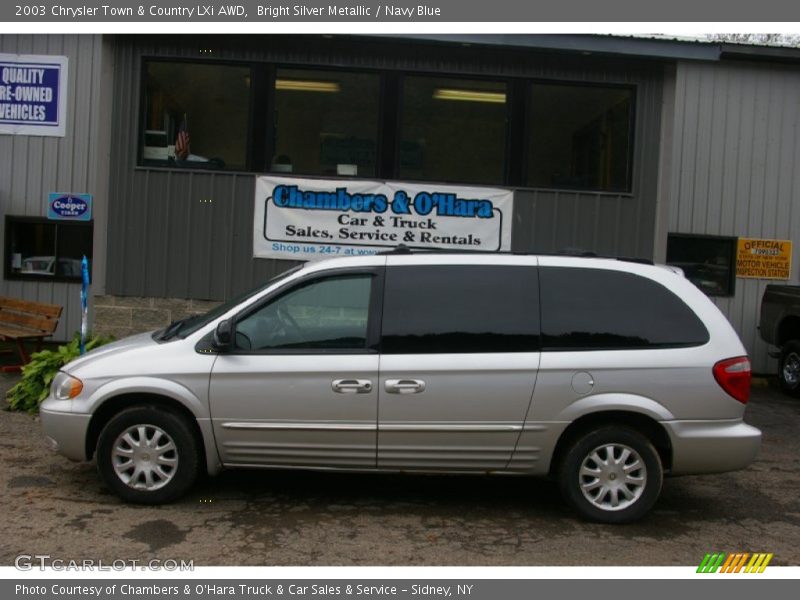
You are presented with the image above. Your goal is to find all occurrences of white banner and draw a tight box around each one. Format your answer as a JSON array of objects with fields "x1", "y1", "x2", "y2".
[{"x1": 253, "y1": 176, "x2": 514, "y2": 261}]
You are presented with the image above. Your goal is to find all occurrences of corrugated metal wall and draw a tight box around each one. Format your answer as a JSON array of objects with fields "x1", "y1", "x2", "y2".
[
  {"x1": 0, "y1": 35, "x2": 109, "y2": 342},
  {"x1": 668, "y1": 59, "x2": 800, "y2": 373},
  {"x1": 106, "y1": 35, "x2": 665, "y2": 302}
]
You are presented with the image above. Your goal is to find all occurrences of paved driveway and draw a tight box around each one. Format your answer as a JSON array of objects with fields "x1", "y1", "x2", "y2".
[{"x1": 1, "y1": 375, "x2": 798, "y2": 566}]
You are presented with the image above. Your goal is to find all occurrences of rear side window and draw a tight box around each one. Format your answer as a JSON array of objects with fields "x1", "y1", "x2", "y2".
[
  {"x1": 381, "y1": 265, "x2": 540, "y2": 354},
  {"x1": 539, "y1": 267, "x2": 709, "y2": 350}
]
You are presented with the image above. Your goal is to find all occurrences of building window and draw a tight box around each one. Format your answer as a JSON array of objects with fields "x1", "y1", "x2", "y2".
[
  {"x1": 666, "y1": 233, "x2": 737, "y2": 297},
  {"x1": 398, "y1": 76, "x2": 507, "y2": 185},
  {"x1": 141, "y1": 61, "x2": 252, "y2": 170},
  {"x1": 4, "y1": 216, "x2": 93, "y2": 282},
  {"x1": 272, "y1": 69, "x2": 380, "y2": 178},
  {"x1": 526, "y1": 83, "x2": 633, "y2": 192},
  {"x1": 136, "y1": 58, "x2": 640, "y2": 193}
]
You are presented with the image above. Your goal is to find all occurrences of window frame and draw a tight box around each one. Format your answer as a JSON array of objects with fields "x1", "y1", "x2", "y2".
[
  {"x1": 666, "y1": 232, "x2": 738, "y2": 298},
  {"x1": 270, "y1": 64, "x2": 386, "y2": 179},
  {"x1": 522, "y1": 78, "x2": 637, "y2": 193},
  {"x1": 4, "y1": 215, "x2": 94, "y2": 284},
  {"x1": 137, "y1": 57, "x2": 259, "y2": 172},
  {"x1": 393, "y1": 71, "x2": 514, "y2": 187},
  {"x1": 135, "y1": 56, "x2": 638, "y2": 195},
  {"x1": 226, "y1": 266, "x2": 385, "y2": 355}
]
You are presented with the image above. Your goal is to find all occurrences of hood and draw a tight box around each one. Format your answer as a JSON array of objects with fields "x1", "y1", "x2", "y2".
[{"x1": 62, "y1": 331, "x2": 159, "y2": 373}]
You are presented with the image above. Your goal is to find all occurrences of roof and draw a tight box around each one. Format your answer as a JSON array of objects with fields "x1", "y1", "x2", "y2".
[{"x1": 381, "y1": 34, "x2": 800, "y2": 64}]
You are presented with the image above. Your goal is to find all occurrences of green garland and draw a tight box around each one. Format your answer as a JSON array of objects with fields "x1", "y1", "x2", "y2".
[{"x1": 6, "y1": 334, "x2": 113, "y2": 414}]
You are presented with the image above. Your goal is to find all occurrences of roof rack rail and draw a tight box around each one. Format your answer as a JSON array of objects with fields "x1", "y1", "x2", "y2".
[
  {"x1": 377, "y1": 245, "x2": 495, "y2": 256},
  {"x1": 544, "y1": 248, "x2": 655, "y2": 265},
  {"x1": 377, "y1": 245, "x2": 654, "y2": 264}
]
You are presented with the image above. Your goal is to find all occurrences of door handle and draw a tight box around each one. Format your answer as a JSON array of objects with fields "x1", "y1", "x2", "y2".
[
  {"x1": 331, "y1": 379, "x2": 373, "y2": 394},
  {"x1": 384, "y1": 379, "x2": 426, "y2": 394}
]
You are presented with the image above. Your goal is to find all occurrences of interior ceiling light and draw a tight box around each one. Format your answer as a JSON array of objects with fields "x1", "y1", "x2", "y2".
[
  {"x1": 432, "y1": 88, "x2": 506, "y2": 103},
  {"x1": 275, "y1": 79, "x2": 340, "y2": 93}
]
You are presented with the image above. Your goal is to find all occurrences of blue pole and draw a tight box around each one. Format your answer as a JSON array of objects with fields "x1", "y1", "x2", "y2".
[{"x1": 80, "y1": 255, "x2": 89, "y2": 354}]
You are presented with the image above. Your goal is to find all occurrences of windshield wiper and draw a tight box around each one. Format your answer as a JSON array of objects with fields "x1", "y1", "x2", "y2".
[{"x1": 157, "y1": 318, "x2": 188, "y2": 341}]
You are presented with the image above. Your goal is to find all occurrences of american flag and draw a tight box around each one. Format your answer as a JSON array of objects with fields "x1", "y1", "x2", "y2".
[{"x1": 175, "y1": 127, "x2": 190, "y2": 160}]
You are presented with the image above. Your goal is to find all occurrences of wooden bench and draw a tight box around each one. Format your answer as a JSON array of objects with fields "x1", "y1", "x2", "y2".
[{"x1": 0, "y1": 297, "x2": 63, "y2": 372}]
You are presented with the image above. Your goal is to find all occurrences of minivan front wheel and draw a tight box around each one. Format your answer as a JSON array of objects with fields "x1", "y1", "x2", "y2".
[
  {"x1": 558, "y1": 426, "x2": 663, "y2": 523},
  {"x1": 96, "y1": 407, "x2": 200, "y2": 504}
]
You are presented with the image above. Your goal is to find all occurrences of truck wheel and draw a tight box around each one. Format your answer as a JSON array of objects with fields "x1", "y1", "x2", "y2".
[
  {"x1": 558, "y1": 426, "x2": 663, "y2": 524},
  {"x1": 96, "y1": 406, "x2": 200, "y2": 504},
  {"x1": 778, "y1": 340, "x2": 800, "y2": 398}
]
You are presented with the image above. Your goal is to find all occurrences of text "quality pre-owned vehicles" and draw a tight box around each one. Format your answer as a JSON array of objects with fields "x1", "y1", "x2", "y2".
[{"x1": 40, "y1": 252, "x2": 760, "y2": 523}]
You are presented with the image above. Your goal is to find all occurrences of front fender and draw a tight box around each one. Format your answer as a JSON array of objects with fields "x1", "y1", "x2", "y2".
[
  {"x1": 76, "y1": 376, "x2": 222, "y2": 476},
  {"x1": 77, "y1": 376, "x2": 210, "y2": 419}
]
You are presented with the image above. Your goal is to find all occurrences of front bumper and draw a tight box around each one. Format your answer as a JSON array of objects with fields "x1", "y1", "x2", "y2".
[
  {"x1": 664, "y1": 419, "x2": 761, "y2": 475},
  {"x1": 40, "y1": 400, "x2": 91, "y2": 462}
]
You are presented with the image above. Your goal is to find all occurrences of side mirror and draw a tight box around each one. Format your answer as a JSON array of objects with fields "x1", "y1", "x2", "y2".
[{"x1": 213, "y1": 319, "x2": 233, "y2": 351}]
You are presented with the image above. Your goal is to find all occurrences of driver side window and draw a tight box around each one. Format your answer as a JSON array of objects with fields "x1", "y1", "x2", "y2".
[{"x1": 235, "y1": 275, "x2": 372, "y2": 351}]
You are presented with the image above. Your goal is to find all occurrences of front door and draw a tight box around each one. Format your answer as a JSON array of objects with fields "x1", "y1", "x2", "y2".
[{"x1": 209, "y1": 270, "x2": 381, "y2": 468}]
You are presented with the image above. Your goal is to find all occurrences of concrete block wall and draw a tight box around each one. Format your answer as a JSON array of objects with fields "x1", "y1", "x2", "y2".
[{"x1": 93, "y1": 295, "x2": 221, "y2": 339}]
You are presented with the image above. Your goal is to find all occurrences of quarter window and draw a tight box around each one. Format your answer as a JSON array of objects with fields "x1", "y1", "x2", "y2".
[
  {"x1": 381, "y1": 265, "x2": 540, "y2": 354},
  {"x1": 234, "y1": 275, "x2": 372, "y2": 351},
  {"x1": 539, "y1": 267, "x2": 709, "y2": 350}
]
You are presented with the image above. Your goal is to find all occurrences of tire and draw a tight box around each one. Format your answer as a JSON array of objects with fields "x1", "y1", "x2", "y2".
[
  {"x1": 558, "y1": 426, "x2": 663, "y2": 524},
  {"x1": 96, "y1": 406, "x2": 200, "y2": 504},
  {"x1": 778, "y1": 340, "x2": 800, "y2": 398}
]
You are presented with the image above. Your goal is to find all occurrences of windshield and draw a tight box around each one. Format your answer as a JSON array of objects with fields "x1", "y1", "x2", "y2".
[{"x1": 154, "y1": 265, "x2": 304, "y2": 341}]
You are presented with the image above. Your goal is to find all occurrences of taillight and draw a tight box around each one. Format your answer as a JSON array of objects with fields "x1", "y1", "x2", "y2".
[{"x1": 713, "y1": 357, "x2": 751, "y2": 403}]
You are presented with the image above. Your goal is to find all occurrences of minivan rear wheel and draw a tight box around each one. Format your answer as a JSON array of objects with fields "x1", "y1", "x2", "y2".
[
  {"x1": 96, "y1": 406, "x2": 200, "y2": 504},
  {"x1": 558, "y1": 426, "x2": 663, "y2": 523}
]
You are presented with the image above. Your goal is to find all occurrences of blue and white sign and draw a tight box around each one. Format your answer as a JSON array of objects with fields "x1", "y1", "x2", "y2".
[
  {"x1": 47, "y1": 193, "x2": 92, "y2": 221},
  {"x1": 0, "y1": 53, "x2": 68, "y2": 137},
  {"x1": 254, "y1": 176, "x2": 514, "y2": 261}
]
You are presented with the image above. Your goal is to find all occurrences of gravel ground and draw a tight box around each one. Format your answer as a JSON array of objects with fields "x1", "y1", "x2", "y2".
[{"x1": 1, "y1": 374, "x2": 798, "y2": 566}]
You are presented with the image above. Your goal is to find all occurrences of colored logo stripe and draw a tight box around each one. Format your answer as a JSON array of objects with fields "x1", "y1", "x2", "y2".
[
  {"x1": 746, "y1": 553, "x2": 773, "y2": 573},
  {"x1": 697, "y1": 552, "x2": 773, "y2": 573},
  {"x1": 720, "y1": 553, "x2": 749, "y2": 573},
  {"x1": 697, "y1": 553, "x2": 726, "y2": 573}
]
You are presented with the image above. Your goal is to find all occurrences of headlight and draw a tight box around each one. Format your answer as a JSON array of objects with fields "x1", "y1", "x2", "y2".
[{"x1": 52, "y1": 372, "x2": 83, "y2": 400}]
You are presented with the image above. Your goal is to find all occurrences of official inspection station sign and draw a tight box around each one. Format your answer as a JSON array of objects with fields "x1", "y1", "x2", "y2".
[
  {"x1": 0, "y1": 53, "x2": 68, "y2": 137},
  {"x1": 736, "y1": 237, "x2": 792, "y2": 280},
  {"x1": 254, "y1": 176, "x2": 514, "y2": 261}
]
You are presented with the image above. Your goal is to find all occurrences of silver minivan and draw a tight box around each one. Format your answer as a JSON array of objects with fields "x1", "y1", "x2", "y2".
[{"x1": 40, "y1": 253, "x2": 761, "y2": 523}]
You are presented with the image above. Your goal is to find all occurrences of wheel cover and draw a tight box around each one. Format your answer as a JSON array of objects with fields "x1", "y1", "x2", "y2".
[
  {"x1": 579, "y1": 443, "x2": 647, "y2": 512},
  {"x1": 111, "y1": 424, "x2": 179, "y2": 491},
  {"x1": 783, "y1": 352, "x2": 800, "y2": 387}
]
